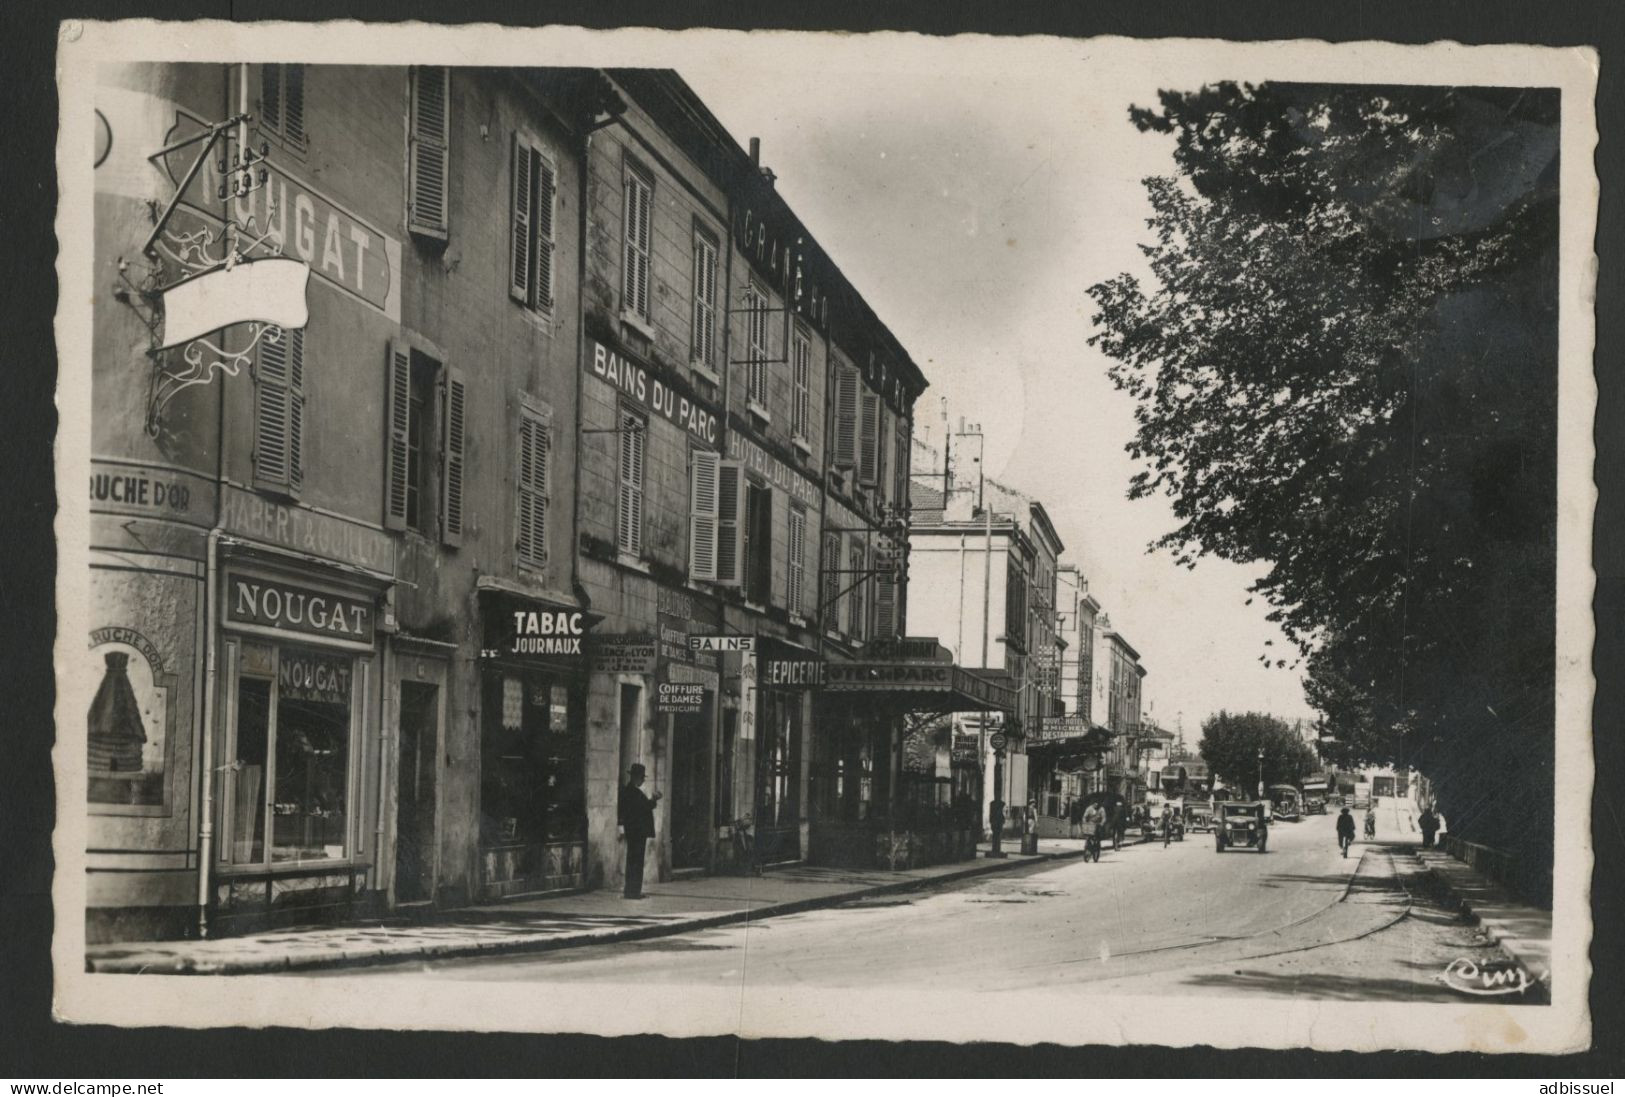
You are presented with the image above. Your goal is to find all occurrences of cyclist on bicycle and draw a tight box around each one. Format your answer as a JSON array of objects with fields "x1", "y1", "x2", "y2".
[
  {"x1": 1337, "y1": 807, "x2": 1357, "y2": 858},
  {"x1": 1081, "y1": 800, "x2": 1106, "y2": 861}
]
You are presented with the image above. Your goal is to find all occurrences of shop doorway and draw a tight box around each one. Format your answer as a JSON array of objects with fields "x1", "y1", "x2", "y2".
[
  {"x1": 395, "y1": 680, "x2": 440, "y2": 903},
  {"x1": 669, "y1": 701, "x2": 712, "y2": 870}
]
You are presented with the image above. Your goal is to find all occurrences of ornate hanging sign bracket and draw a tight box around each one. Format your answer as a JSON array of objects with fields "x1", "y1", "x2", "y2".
[{"x1": 129, "y1": 110, "x2": 311, "y2": 436}]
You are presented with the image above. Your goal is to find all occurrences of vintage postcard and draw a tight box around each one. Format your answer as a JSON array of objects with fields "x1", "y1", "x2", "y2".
[{"x1": 52, "y1": 21, "x2": 1596, "y2": 1053}]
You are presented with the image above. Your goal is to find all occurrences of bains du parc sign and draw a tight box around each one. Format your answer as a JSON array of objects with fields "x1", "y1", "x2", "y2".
[{"x1": 587, "y1": 340, "x2": 718, "y2": 444}]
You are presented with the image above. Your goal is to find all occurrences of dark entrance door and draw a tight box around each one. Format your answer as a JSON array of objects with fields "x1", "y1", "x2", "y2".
[
  {"x1": 395, "y1": 681, "x2": 439, "y2": 903},
  {"x1": 755, "y1": 689, "x2": 802, "y2": 864},
  {"x1": 669, "y1": 700, "x2": 712, "y2": 870}
]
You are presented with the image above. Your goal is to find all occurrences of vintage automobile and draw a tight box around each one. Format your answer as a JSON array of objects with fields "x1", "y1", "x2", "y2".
[
  {"x1": 1267, "y1": 784, "x2": 1302, "y2": 822},
  {"x1": 1215, "y1": 801, "x2": 1270, "y2": 853},
  {"x1": 1186, "y1": 805, "x2": 1215, "y2": 833}
]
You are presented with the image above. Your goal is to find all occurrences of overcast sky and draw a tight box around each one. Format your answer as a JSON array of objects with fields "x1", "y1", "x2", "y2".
[{"x1": 685, "y1": 46, "x2": 1315, "y2": 736}]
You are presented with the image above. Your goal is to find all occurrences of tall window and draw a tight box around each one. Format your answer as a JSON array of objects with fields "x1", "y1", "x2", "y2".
[
  {"x1": 386, "y1": 341, "x2": 465, "y2": 546},
  {"x1": 691, "y1": 229, "x2": 719, "y2": 371},
  {"x1": 622, "y1": 166, "x2": 653, "y2": 320},
  {"x1": 260, "y1": 64, "x2": 307, "y2": 148},
  {"x1": 510, "y1": 136, "x2": 557, "y2": 314},
  {"x1": 892, "y1": 416, "x2": 911, "y2": 507},
  {"x1": 516, "y1": 403, "x2": 551, "y2": 568},
  {"x1": 791, "y1": 329, "x2": 811, "y2": 441},
  {"x1": 833, "y1": 367, "x2": 859, "y2": 470},
  {"x1": 616, "y1": 408, "x2": 646, "y2": 556},
  {"x1": 823, "y1": 530, "x2": 842, "y2": 631},
  {"x1": 407, "y1": 67, "x2": 450, "y2": 238},
  {"x1": 848, "y1": 540, "x2": 867, "y2": 640},
  {"x1": 745, "y1": 284, "x2": 770, "y2": 409},
  {"x1": 858, "y1": 389, "x2": 882, "y2": 486},
  {"x1": 787, "y1": 505, "x2": 807, "y2": 616},
  {"x1": 253, "y1": 326, "x2": 304, "y2": 497},
  {"x1": 744, "y1": 482, "x2": 772, "y2": 604}
]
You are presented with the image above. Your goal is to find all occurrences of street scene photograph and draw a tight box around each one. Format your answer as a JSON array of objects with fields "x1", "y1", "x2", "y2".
[{"x1": 52, "y1": 23, "x2": 1596, "y2": 1053}]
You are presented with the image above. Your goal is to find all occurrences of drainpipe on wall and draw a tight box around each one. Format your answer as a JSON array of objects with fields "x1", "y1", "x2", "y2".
[{"x1": 196, "y1": 527, "x2": 221, "y2": 937}]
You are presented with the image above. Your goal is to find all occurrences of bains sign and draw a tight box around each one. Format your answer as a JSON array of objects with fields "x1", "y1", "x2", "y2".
[{"x1": 225, "y1": 573, "x2": 375, "y2": 646}]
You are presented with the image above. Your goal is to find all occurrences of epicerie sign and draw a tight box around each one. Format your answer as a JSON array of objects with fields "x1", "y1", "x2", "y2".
[
  {"x1": 225, "y1": 574, "x2": 374, "y2": 645},
  {"x1": 587, "y1": 341, "x2": 719, "y2": 444},
  {"x1": 762, "y1": 658, "x2": 826, "y2": 688}
]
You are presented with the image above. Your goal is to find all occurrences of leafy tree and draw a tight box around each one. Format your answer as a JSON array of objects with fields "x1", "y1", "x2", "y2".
[
  {"x1": 1088, "y1": 84, "x2": 1558, "y2": 896},
  {"x1": 1197, "y1": 711, "x2": 1318, "y2": 795}
]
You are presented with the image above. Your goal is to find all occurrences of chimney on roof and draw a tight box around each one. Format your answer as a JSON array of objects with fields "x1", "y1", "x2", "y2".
[{"x1": 749, "y1": 137, "x2": 760, "y2": 165}]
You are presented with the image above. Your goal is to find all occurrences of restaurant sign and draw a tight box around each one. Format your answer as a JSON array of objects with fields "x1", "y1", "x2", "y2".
[
  {"x1": 225, "y1": 573, "x2": 375, "y2": 646},
  {"x1": 591, "y1": 635, "x2": 658, "y2": 675}
]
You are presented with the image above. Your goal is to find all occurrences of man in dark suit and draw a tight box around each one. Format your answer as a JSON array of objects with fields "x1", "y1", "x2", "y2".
[{"x1": 618, "y1": 763, "x2": 661, "y2": 898}]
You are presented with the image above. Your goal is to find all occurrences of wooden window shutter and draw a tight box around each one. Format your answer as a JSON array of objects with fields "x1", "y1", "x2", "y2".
[
  {"x1": 384, "y1": 341, "x2": 411, "y2": 530},
  {"x1": 692, "y1": 235, "x2": 717, "y2": 367},
  {"x1": 623, "y1": 170, "x2": 651, "y2": 318},
  {"x1": 439, "y1": 365, "x2": 467, "y2": 546},
  {"x1": 688, "y1": 448, "x2": 721, "y2": 582},
  {"x1": 509, "y1": 135, "x2": 532, "y2": 303},
  {"x1": 894, "y1": 418, "x2": 910, "y2": 505},
  {"x1": 787, "y1": 507, "x2": 806, "y2": 615},
  {"x1": 715, "y1": 460, "x2": 746, "y2": 586},
  {"x1": 282, "y1": 65, "x2": 306, "y2": 144},
  {"x1": 617, "y1": 412, "x2": 645, "y2": 555},
  {"x1": 874, "y1": 538, "x2": 897, "y2": 639},
  {"x1": 253, "y1": 326, "x2": 303, "y2": 496},
  {"x1": 408, "y1": 67, "x2": 450, "y2": 237},
  {"x1": 834, "y1": 368, "x2": 859, "y2": 468},
  {"x1": 260, "y1": 65, "x2": 282, "y2": 135},
  {"x1": 534, "y1": 158, "x2": 556, "y2": 308},
  {"x1": 823, "y1": 530, "x2": 842, "y2": 628},
  {"x1": 859, "y1": 389, "x2": 881, "y2": 485},
  {"x1": 517, "y1": 411, "x2": 549, "y2": 567}
]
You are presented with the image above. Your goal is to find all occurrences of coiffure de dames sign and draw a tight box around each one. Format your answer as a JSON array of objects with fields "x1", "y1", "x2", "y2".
[
  {"x1": 225, "y1": 574, "x2": 375, "y2": 646},
  {"x1": 587, "y1": 341, "x2": 718, "y2": 444}
]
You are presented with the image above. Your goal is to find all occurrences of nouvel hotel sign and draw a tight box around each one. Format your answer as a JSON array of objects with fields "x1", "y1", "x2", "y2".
[{"x1": 225, "y1": 573, "x2": 375, "y2": 646}]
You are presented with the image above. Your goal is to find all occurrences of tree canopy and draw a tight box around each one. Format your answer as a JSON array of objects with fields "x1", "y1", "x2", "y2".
[
  {"x1": 1088, "y1": 83, "x2": 1559, "y2": 893},
  {"x1": 1197, "y1": 711, "x2": 1319, "y2": 796}
]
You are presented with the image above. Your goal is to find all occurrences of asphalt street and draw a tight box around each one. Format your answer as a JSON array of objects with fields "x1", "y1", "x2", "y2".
[{"x1": 320, "y1": 810, "x2": 1521, "y2": 1003}]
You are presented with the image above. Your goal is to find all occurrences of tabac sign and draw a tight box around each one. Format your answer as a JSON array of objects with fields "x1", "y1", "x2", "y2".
[{"x1": 157, "y1": 109, "x2": 401, "y2": 322}]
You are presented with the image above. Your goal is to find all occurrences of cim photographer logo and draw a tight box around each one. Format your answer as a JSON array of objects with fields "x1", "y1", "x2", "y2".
[{"x1": 1438, "y1": 956, "x2": 1534, "y2": 997}]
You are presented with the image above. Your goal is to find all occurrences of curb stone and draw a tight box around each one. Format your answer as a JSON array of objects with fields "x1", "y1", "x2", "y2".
[{"x1": 89, "y1": 845, "x2": 1087, "y2": 976}]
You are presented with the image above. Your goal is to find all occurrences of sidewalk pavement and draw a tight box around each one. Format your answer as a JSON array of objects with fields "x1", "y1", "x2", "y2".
[
  {"x1": 86, "y1": 837, "x2": 1089, "y2": 976},
  {"x1": 1410, "y1": 847, "x2": 1553, "y2": 988}
]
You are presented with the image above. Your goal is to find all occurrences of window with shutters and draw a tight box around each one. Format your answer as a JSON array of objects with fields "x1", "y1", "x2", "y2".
[
  {"x1": 715, "y1": 460, "x2": 746, "y2": 586},
  {"x1": 253, "y1": 327, "x2": 305, "y2": 497},
  {"x1": 744, "y1": 283, "x2": 770, "y2": 414},
  {"x1": 259, "y1": 64, "x2": 307, "y2": 149},
  {"x1": 833, "y1": 367, "x2": 859, "y2": 471},
  {"x1": 688, "y1": 448, "x2": 721, "y2": 581},
  {"x1": 823, "y1": 531, "x2": 842, "y2": 632},
  {"x1": 509, "y1": 135, "x2": 557, "y2": 314},
  {"x1": 516, "y1": 402, "x2": 551, "y2": 569},
  {"x1": 791, "y1": 329, "x2": 811, "y2": 444},
  {"x1": 744, "y1": 481, "x2": 773, "y2": 605},
  {"x1": 691, "y1": 228, "x2": 719, "y2": 376},
  {"x1": 384, "y1": 341, "x2": 465, "y2": 546},
  {"x1": 622, "y1": 164, "x2": 653, "y2": 321},
  {"x1": 408, "y1": 67, "x2": 450, "y2": 239},
  {"x1": 893, "y1": 416, "x2": 911, "y2": 509},
  {"x1": 848, "y1": 540, "x2": 867, "y2": 641},
  {"x1": 787, "y1": 505, "x2": 807, "y2": 617},
  {"x1": 859, "y1": 388, "x2": 882, "y2": 487},
  {"x1": 616, "y1": 407, "x2": 646, "y2": 557}
]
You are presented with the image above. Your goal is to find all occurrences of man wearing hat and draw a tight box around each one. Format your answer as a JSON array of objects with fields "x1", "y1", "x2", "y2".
[{"x1": 618, "y1": 762, "x2": 661, "y2": 899}]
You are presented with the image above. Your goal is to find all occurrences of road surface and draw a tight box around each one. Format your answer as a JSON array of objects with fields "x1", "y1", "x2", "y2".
[{"x1": 314, "y1": 811, "x2": 1518, "y2": 1002}]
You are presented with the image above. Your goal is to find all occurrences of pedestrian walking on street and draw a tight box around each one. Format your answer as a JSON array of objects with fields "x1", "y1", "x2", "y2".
[
  {"x1": 1068, "y1": 796, "x2": 1084, "y2": 839},
  {"x1": 1081, "y1": 799, "x2": 1106, "y2": 862},
  {"x1": 1364, "y1": 805, "x2": 1377, "y2": 840},
  {"x1": 1336, "y1": 807, "x2": 1357, "y2": 857},
  {"x1": 1161, "y1": 803, "x2": 1175, "y2": 847},
  {"x1": 1419, "y1": 806, "x2": 1439, "y2": 849},
  {"x1": 1112, "y1": 803, "x2": 1128, "y2": 850},
  {"x1": 618, "y1": 763, "x2": 661, "y2": 899}
]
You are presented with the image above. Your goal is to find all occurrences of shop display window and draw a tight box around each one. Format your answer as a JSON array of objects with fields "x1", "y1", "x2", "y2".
[
  {"x1": 480, "y1": 670, "x2": 586, "y2": 848},
  {"x1": 224, "y1": 641, "x2": 353, "y2": 866}
]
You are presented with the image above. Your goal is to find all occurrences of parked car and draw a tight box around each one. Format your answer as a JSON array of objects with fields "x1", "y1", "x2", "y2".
[
  {"x1": 1215, "y1": 801, "x2": 1269, "y2": 853},
  {"x1": 1187, "y1": 806, "x2": 1215, "y2": 833}
]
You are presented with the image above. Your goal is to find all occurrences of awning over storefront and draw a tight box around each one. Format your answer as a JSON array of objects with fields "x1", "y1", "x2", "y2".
[
  {"x1": 1026, "y1": 726, "x2": 1115, "y2": 768},
  {"x1": 819, "y1": 661, "x2": 1017, "y2": 714}
]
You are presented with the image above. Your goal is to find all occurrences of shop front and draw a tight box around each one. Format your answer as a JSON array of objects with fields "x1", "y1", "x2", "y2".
[
  {"x1": 1026, "y1": 725, "x2": 1114, "y2": 838},
  {"x1": 653, "y1": 586, "x2": 721, "y2": 873},
  {"x1": 210, "y1": 553, "x2": 387, "y2": 934},
  {"x1": 476, "y1": 590, "x2": 595, "y2": 899},
  {"x1": 805, "y1": 638, "x2": 1017, "y2": 870}
]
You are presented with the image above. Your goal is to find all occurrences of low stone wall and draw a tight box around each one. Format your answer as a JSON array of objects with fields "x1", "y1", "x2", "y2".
[{"x1": 1441, "y1": 834, "x2": 1551, "y2": 908}]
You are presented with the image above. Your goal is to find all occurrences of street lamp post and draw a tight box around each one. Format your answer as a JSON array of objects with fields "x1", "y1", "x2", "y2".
[{"x1": 1257, "y1": 748, "x2": 1266, "y2": 800}]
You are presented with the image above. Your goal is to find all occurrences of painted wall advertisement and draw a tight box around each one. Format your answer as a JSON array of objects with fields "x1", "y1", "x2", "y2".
[
  {"x1": 655, "y1": 587, "x2": 719, "y2": 713},
  {"x1": 87, "y1": 627, "x2": 174, "y2": 810}
]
